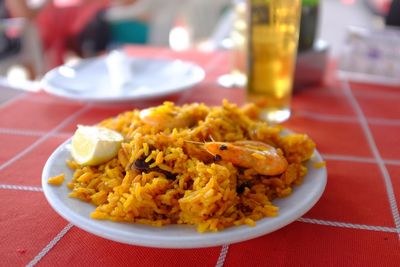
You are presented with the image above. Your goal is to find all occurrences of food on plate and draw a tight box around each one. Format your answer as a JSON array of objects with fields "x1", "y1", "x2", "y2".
[
  {"x1": 313, "y1": 161, "x2": 326, "y2": 169},
  {"x1": 200, "y1": 140, "x2": 288, "y2": 176},
  {"x1": 71, "y1": 125, "x2": 124, "y2": 166},
  {"x1": 47, "y1": 173, "x2": 65, "y2": 186},
  {"x1": 66, "y1": 100, "x2": 316, "y2": 232}
]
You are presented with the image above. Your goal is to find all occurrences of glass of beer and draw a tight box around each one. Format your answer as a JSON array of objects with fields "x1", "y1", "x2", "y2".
[{"x1": 246, "y1": 0, "x2": 301, "y2": 123}]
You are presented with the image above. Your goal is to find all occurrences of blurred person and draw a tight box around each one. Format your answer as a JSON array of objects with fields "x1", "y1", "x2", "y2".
[
  {"x1": 5, "y1": 0, "x2": 111, "y2": 69},
  {"x1": 105, "y1": 0, "x2": 183, "y2": 46},
  {"x1": 106, "y1": 0, "x2": 231, "y2": 47},
  {"x1": 0, "y1": 0, "x2": 22, "y2": 60},
  {"x1": 385, "y1": 0, "x2": 400, "y2": 27}
]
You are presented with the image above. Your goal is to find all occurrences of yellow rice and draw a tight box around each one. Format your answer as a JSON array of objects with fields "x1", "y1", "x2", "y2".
[
  {"x1": 48, "y1": 173, "x2": 65, "y2": 186},
  {"x1": 66, "y1": 100, "x2": 315, "y2": 232}
]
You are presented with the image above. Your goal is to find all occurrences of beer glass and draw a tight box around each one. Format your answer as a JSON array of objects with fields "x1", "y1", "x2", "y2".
[{"x1": 247, "y1": 0, "x2": 301, "y2": 123}]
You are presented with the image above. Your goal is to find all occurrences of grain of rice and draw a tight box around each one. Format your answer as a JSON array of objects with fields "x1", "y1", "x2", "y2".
[
  {"x1": 314, "y1": 161, "x2": 326, "y2": 169},
  {"x1": 47, "y1": 173, "x2": 65, "y2": 186},
  {"x1": 143, "y1": 142, "x2": 149, "y2": 156},
  {"x1": 155, "y1": 151, "x2": 163, "y2": 164}
]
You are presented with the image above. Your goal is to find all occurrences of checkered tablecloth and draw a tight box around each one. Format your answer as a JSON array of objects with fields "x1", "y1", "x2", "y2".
[{"x1": 1, "y1": 46, "x2": 400, "y2": 266}]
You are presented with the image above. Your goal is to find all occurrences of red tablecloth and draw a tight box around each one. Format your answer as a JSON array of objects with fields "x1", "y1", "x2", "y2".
[{"x1": 1, "y1": 46, "x2": 400, "y2": 266}]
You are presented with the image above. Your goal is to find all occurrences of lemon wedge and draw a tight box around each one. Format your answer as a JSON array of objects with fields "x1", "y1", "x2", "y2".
[{"x1": 71, "y1": 125, "x2": 124, "y2": 166}]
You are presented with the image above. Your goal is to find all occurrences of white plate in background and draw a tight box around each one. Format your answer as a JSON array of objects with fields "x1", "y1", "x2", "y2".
[{"x1": 41, "y1": 52, "x2": 205, "y2": 102}]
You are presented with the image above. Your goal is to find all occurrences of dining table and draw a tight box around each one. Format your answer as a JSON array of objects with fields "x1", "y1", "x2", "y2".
[{"x1": 1, "y1": 45, "x2": 400, "y2": 267}]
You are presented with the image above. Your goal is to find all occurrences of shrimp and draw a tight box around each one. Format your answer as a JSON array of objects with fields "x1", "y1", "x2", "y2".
[
  {"x1": 139, "y1": 105, "x2": 194, "y2": 129},
  {"x1": 204, "y1": 140, "x2": 288, "y2": 176},
  {"x1": 139, "y1": 102, "x2": 208, "y2": 130}
]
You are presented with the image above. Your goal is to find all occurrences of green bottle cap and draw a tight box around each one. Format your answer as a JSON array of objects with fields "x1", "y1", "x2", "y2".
[{"x1": 302, "y1": 0, "x2": 319, "y2": 6}]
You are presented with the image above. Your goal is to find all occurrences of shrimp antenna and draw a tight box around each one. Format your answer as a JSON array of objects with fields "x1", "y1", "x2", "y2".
[
  {"x1": 184, "y1": 140, "x2": 204, "y2": 145},
  {"x1": 209, "y1": 135, "x2": 215, "y2": 142}
]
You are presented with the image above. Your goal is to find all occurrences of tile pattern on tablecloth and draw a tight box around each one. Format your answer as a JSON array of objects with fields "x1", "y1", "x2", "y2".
[
  {"x1": 0, "y1": 136, "x2": 67, "y2": 186},
  {"x1": 38, "y1": 227, "x2": 221, "y2": 267},
  {"x1": 225, "y1": 222, "x2": 400, "y2": 267},
  {"x1": 368, "y1": 123, "x2": 400, "y2": 162},
  {"x1": 285, "y1": 116, "x2": 372, "y2": 157},
  {"x1": 292, "y1": 85, "x2": 356, "y2": 117},
  {"x1": 0, "y1": 46, "x2": 400, "y2": 267},
  {"x1": 0, "y1": 190, "x2": 68, "y2": 266},
  {"x1": 0, "y1": 96, "x2": 85, "y2": 131},
  {"x1": 304, "y1": 160, "x2": 395, "y2": 227},
  {"x1": 356, "y1": 95, "x2": 400, "y2": 121},
  {"x1": 388, "y1": 165, "x2": 400, "y2": 214},
  {"x1": 0, "y1": 133, "x2": 39, "y2": 165}
]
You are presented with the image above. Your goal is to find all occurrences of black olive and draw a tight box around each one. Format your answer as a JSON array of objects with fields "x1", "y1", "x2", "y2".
[
  {"x1": 236, "y1": 181, "x2": 252, "y2": 194},
  {"x1": 133, "y1": 158, "x2": 151, "y2": 170},
  {"x1": 133, "y1": 157, "x2": 176, "y2": 180}
]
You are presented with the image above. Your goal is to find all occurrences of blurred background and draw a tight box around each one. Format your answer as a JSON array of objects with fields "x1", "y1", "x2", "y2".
[{"x1": 0, "y1": 0, "x2": 397, "y2": 85}]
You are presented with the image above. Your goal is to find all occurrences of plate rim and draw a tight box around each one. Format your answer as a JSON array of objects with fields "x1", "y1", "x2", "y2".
[
  {"x1": 40, "y1": 57, "x2": 206, "y2": 102},
  {"x1": 42, "y1": 138, "x2": 327, "y2": 248}
]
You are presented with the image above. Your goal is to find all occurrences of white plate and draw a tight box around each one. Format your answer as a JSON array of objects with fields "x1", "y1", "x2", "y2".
[
  {"x1": 41, "y1": 53, "x2": 205, "y2": 102},
  {"x1": 42, "y1": 140, "x2": 327, "y2": 248}
]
